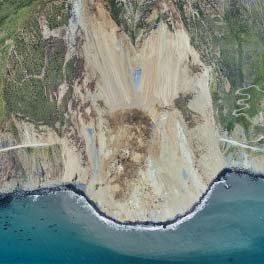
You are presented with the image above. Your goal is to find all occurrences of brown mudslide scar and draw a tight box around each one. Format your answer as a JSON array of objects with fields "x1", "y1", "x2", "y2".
[{"x1": 104, "y1": 109, "x2": 154, "y2": 200}]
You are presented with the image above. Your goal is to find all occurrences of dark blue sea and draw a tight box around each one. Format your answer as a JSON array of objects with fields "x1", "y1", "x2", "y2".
[{"x1": 1, "y1": 173, "x2": 264, "y2": 264}]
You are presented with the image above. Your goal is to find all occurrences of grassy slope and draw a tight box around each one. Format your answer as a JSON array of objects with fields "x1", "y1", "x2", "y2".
[
  {"x1": 177, "y1": 1, "x2": 264, "y2": 140},
  {"x1": 0, "y1": 0, "x2": 37, "y2": 124},
  {"x1": 0, "y1": 0, "x2": 71, "y2": 131},
  {"x1": 219, "y1": 2, "x2": 264, "y2": 136},
  {"x1": 106, "y1": 0, "x2": 165, "y2": 46}
]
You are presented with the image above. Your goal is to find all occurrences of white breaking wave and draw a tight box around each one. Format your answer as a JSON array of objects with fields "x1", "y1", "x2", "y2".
[
  {"x1": 165, "y1": 180, "x2": 226, "y2": 231},
  {"x1": 31, "y1": 195, "x2": 40, "y2": 202},
  {"x1": 64, "y1": 180, "x2": 226, "y2": 232}
]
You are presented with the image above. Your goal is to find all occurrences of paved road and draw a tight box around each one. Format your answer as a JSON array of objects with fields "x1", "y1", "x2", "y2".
[
  {"x1": 0, "y1": 143, "x2": 53, "y2": 153},
  {"x1": 232, "y1": 85, "x2": 264, "y2": 126},
  {"x1": 220, "y1": 138, "x2": 264, "y2": 153}
]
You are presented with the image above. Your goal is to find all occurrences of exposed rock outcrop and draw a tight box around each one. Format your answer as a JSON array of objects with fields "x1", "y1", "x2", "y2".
[{"x1": 1, "y1": 0, "x2": 264, "y2": 222}]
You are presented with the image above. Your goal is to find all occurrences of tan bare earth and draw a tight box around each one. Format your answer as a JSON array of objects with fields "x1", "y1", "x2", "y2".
[
  {"x1": 0, "y1": 0, "x2": 228, "y2": 222},
  {"x1": 63, "y1": 0, "x2": 225, "y2": 222}
]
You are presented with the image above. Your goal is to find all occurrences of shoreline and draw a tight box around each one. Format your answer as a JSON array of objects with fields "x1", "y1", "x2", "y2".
[{"x1": 0, "y1": 167, "x2": 263, "y2": 231}]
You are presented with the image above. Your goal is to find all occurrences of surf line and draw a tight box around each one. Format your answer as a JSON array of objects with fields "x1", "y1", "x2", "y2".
[
  {"x1": 64, "y1": 179, "x2": 227, "y2": 231},
  {"x1": 1, "y1": 168, "x2": 263, "y2": 231}
]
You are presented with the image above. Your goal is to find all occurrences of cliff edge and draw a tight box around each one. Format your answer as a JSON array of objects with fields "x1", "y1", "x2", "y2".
[{"x1": 0, "y1": 0, "x2": 263, "y2": 222}]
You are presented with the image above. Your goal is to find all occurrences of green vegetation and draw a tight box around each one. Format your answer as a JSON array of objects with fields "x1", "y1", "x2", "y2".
[
  {"x1": 65, "y1": 57, "x2": 76, "y2": 85},
  {"x1": 107, "y1": 0, "x2": 137, "y2": 45},
  {"x1": 211, "y1": 89, "x2": 237, "y2": 132},
  {"x1": 3, "y1": 12, "x2": 59, "y2": 127},
  {"x1": 0, "y1": 0, "x2": 37, "y2": 125},
  {"x1": 107, "y1": 0, "x2": 125, "y2": 29},
  {"x1": 222, "y1": 2, "x2": 251, "y2": 88},
  {"x1": 14, "y1": 17, "x2": 45, "y2": 75},
  {"x1": 46, "y1": 1, "x2": 70, "y2": 30},
  {"x1": 5, "y1": 78, "x2": 58, "y2": 125},
  {"x1": 25, "y1": 147, "x2": 34, "y2": 155},
  {"x1": 245, "y1": 89, "x2": 263, "y2": 118},
  {"x1": 48, "y1": 146, "x2": 53, "y2": 159},
  {"x1": 44, "y1": 37, "x2": 66, "y2": 94},
  {"x1": 65, "y1": 56, "x2": 84, "y2": 86},
  {"x1": 62, "y1": 56, "x2": 84, "y2": 113},
  {"x1": 219, "y1": 2, "x2": 264, "y2": 133},
  {"x1": 0, "y1": 0, "x2": 72, "y2": 132},
  {"x1": 177, "y1": 0, "x2": 264, "y2": 139},
  {"x1": 9, "y1": 121, "x2": 20, "y2": 141},
  {"x1": 106, "y1": 0, "x2": 164, "y2": 46},
  {"x1": 0, "y1": 0, "x2": 34, "y2": 26}
]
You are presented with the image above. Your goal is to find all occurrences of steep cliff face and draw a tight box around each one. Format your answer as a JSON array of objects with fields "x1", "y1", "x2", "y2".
[
  {"x1": 0, "y1": 143, "x2": 64, "y2": 192},
  {"x1": 64, "y1": 0, "x2": 225, "y2": 221},
  {"x1": 0, "y1": 0, "x2": 263, "y2": 222},
  {"x1": 175, "y1": 0, "x2": 264, "y2": 171}
]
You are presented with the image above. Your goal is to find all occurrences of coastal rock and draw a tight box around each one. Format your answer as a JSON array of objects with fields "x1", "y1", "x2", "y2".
[{"x1": 0, "y1": 0, "x2": 264, "y2": 222}]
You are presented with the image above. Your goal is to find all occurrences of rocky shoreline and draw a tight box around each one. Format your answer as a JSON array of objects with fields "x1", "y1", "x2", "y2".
[{"x1": 0, "y1": 167, "x2": 263, "y2": 229}]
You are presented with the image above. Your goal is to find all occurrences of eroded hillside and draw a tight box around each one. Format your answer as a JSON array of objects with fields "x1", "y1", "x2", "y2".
[
  {"x1": 0, "y1": 0, "x2": 263, "y2": 222},
  {"x1": 175, "y1": 0, "x2": 264, "y2": 170}
]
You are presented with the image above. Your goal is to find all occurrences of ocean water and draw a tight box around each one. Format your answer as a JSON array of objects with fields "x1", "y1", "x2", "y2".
[{"x1": 1, "y1": 173, "x2": 264, "y2": 263}]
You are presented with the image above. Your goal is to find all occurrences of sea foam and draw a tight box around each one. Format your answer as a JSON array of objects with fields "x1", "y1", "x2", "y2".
[{"x1": 64, "y1": 180, "x2": 226, "y2": 232}]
